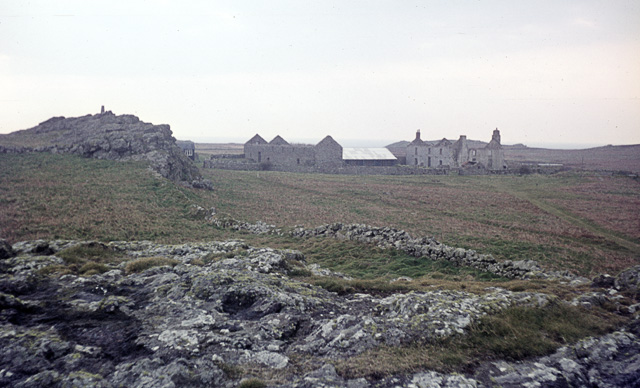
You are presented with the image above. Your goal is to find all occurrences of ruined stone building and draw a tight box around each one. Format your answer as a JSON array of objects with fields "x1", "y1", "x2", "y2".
[
  {"x1": 176, "y1": 140, "x2": 196, "y2": 160},
  {"x1": 405, "y1": 128, "x2": 506, "y2": 170},
  {"x1": 234, "y1": 130, "x2": 505, "y2": 173},
  {"x1": 243, "y1": 134, "x2": 397, "y2": 167}
]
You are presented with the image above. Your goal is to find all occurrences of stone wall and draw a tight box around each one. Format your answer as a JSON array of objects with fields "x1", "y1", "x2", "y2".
[
  {"x1": 245, "y1": 143, "x2": 316, "y2": 166},
  {"x1": 290, "y1": 223, "x2": 587, "y2": 282},
  {"x1": 204, "y1": 158, "x2": 452, "y2": 175}
]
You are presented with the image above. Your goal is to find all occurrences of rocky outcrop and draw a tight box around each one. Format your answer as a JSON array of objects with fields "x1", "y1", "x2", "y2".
[
  {"x1": 0, "y1": 112, "x2": 211, "y2": 188},
  {"x1": 1, "y1": 239, "x2": 638, "y2": 387}
]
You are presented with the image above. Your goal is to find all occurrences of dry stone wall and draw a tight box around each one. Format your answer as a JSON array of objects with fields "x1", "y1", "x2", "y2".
[
  {"x1": 205, "y1": 216, "x2": 588, "y2": 282},
  {"x1": 204, "y1": 158, "x2": 452, "y2": 175},
  {"x1": 291, "y1": 223, "x2": 588, "y2": 282}
]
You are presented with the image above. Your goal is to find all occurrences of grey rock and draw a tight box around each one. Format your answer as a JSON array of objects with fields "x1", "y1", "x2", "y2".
[
  {"x1": 0, "y1": 239, "x2": 15, "y2": 260},
  {"x1": 592, "y1": 273, "x2": 616, "y2": 288},
  {"x1": 0, "y1": 238, "x2": 638, "y2": 388},
  {"x1": 616, "y1": 265, "x2": 640, "y2": 294}
]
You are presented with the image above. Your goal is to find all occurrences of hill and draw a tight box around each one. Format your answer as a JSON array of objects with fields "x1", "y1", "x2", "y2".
[
  {"x1": 0, "y1": 111, "x2": 209, "y2": 186},
  {"x1": 387, "y1": 140, "x2": 640, "y2": 173},
  {"x1": 504, "y1": 144, "x2": 640, "y2": 172}
]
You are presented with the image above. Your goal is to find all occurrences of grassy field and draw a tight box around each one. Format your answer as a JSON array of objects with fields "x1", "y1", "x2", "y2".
[
  {"x1": 1, "y1": 152, "x2": 637, "y2": 378},
  {"x1": 0, "y1": 153, "x2": 225, "y2": 243},
  {"x1": 1, "y1": 153, "x2": 639, "y2": 277},
  {"x1": 204, "y1": 169, "x2": 640, "y2": 276}
]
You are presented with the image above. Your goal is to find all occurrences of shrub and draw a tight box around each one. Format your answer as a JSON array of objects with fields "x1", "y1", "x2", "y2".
[
  {"x1": 239, "y1": 378, "x2": 266, "y2": 388},
  {"x1": 57, "y1": 242, "x2": 119, "y2": 264},
  {"x1": 259, "y1": 161, "x2": 272, "y2": 171},
  {"x1": 79, "y1": 262, "x2": 110, "y2": 276},
  {"x1": 518, "y1": 165, "x2": 532, "y2": 175},
  {"x1": 124, "y1": 257, "x2": 179, "y2": 274},
  {"x1": 311, "y1": 277, "x2": 409, "y2": 295}
]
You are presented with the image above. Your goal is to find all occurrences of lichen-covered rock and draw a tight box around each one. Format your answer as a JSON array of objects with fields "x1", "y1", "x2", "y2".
[
  {"x1": 0, "y1": 238, "x2": 637, "y2": 387},
  {"x1": 616, "y1": 265, "x2": 640, "y2": 295}
]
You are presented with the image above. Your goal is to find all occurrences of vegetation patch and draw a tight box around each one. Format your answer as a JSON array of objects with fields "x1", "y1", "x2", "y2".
[
  {"x1": 124, "y1": 257, "x2": 180, "y2": 274},
  {"x1": 199, "y1": 247, "x2": 250, "y2": 265},
  {"x1": 306, "y1": 277, "x2": 410, "y2": 296},
  {"x1": 334, "y1": 302, "x2": 626, "y2": 379},
  {"x1": 238, "y1": 378, "x2": 267, "y2": 388},
  {"x1": 38, "y1": 242, "x2": 123, "y2": 277},
  {"x1": 57, "y1": 242, "x2": 120, "y2": 264}
]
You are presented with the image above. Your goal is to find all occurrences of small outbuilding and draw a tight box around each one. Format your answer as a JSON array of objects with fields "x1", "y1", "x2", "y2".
[{"x1": 176, "y1": 140, "x2": 196, "y2": 161}]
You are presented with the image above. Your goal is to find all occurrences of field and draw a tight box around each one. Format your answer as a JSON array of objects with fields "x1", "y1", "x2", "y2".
[
  {"x1": 1, "y1": 152, "x2": 638, "y2": 278},
  {"x1": 1, "y1": 152, "x2": 639, "y2": 380},
  {"x1": 205, "y1": 169, "x2": 640, "y2": 276}
]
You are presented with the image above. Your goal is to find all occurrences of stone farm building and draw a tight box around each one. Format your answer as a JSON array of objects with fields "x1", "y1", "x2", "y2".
[
  {"x1": 243, "y1": 134, "x2": 397, "y2": 168},
  {"x1": 205, "y1": 129, "x2": 506, "y2": 174},
  {"x1": 403, "y1": 128, "x2": 506, "y2": 170}
]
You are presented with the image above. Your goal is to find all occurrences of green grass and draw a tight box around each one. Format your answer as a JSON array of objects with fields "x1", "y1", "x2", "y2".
[
  {"x1": 37, "y1": 242, "x2": 125, "y2": 276},
  {"x1": 334, "y1": 302, "x2": 626, "y2": 379},
  {"x1": 0, "y1": 153, "x2": 227, "y2": 243}
]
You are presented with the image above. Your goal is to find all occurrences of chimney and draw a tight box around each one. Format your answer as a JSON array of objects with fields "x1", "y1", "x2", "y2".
[
  {"x1": 492, "y1": 128, "x2": 501, "y2": 144},
  {"x1": 416, "y1": 129, "x2": 421, "y2": 140}
]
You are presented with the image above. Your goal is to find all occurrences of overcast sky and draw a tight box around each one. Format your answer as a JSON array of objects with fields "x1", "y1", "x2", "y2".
[{"x1": 1, "y1": 1, "x2": 639, "y2": 147}]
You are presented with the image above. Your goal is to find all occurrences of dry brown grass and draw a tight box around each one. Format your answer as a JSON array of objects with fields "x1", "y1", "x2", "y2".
[
  {"x1": 1, "y1": 153, "x2": 638, "y2": 277},
  {"x1": 205, "y1": 169, "x2": 640, "y2": 276}
]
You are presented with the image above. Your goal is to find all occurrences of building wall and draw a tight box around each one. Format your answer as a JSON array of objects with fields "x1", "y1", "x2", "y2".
[
  {"x1": 315, "y1": 136, "x2": 343, "y2": 166},
  {"x1": 205, "y1": 159, "x2": 452, "y2": 175},
  {"x1": 406, "y1": 130, "x2": 505, "y2": 170},
  {"x1": 245, "y1": 144, "x2": 316, "y2": 166},
  {"x1": 408, "y1": 144, "x2": 429, "y2": 167}
]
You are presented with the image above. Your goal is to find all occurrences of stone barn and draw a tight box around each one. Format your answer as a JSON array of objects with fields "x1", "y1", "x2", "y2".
[{"x1": 243, "y1": 134, "x2": 342, "y2": 167}]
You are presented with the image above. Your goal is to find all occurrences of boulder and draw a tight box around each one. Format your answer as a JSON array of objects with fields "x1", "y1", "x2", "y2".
[
  {"x1": 616, "y1": 265, "x2": 640, "y2": 294},
  {"x1": 0, "y1": 239, "x2": 14, "y2": 260}
]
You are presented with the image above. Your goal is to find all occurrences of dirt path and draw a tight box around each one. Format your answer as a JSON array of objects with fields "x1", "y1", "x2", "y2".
[{"x1": 509, "y1": 189, "x2": 640, "y2": 255}]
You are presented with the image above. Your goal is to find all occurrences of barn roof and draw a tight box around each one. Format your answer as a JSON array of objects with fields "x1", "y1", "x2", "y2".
[
  {"x1": 342, "y1": 148, "x2": 397, "y2": 161},
  {"x1": 245, "y1": 134, "x2": 267, "y2": 145},
  {"x1": 269, "y1": 135, "x2": 289, "y2": 145}
]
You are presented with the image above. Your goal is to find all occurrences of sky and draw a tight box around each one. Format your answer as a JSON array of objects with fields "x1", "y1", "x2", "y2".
[{"x1": 1, "y1": 1, "x2": 639, "y2": 148}]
